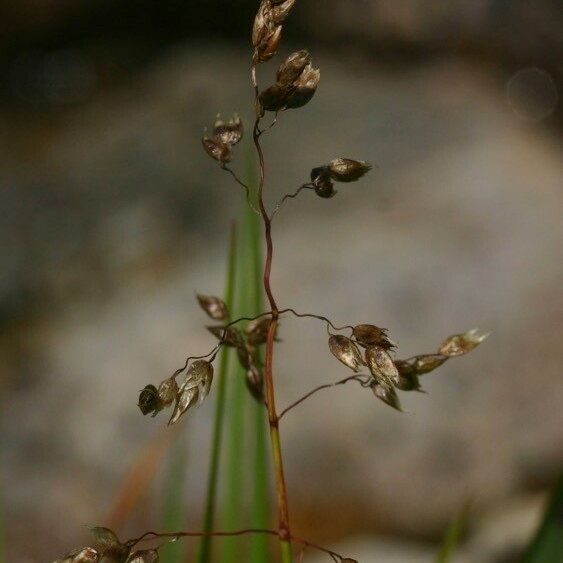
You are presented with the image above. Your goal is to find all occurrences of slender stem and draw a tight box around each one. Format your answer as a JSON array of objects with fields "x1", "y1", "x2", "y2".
[
  {"x1": 278, "y1": 375, "x2": 369, "y2": 420},
  {"x1": 252, "y1": 62, "x2": 293, "y2": 561},
  {"x1": 270, "y1": 184, "x2": 315, "y2": 220}
]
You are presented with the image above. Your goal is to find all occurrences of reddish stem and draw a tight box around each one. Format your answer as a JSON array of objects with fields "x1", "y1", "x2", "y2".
[{"x1": 252, "y1": 66, "x2": 293, "y2": 558}]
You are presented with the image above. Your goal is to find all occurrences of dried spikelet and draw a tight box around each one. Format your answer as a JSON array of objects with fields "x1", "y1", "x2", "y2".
[
  {"x1": 328, "y1": 158, "x2": 372, "y2": 182},
  {"x1": 439, "y1": 329, "x2": 489, "y2": 357},
  {"x1": 246, "y1": 364, "x2": 265, "y2": 401},
  {"x1": 252, "y1": 1, "x2": 272, "y2": 47},
  {"x1": 394, "y1": 360, "x2": 424, "y2": 392},
  {"x1": 169, "y1": 360, "x2": 214, "y2": 425},
  {"x1": 138, "y1": 384, "x2": 162, "y2": 416},
  {"x1": 277, "y1": 50, "x2": 311, "y2": 85},
  {"x1": 371, "y1": 382, "x2": 403, "y2": 412},
  {"x1": 207, "y1": 325, "x2": 243, "y2": 347},
  {"x1": 311, "y1": 166, "x2": 336, "y2": 198},
  {"x1": 352, "y1": 324, "x2": 392, "y2": 349},
  {"x1": 245, "y1": 316, "x2": 276, "y2": 346},
  {"x1": 365, "y1": 345, "x2": 400, "y2": 386},
  {"x1": 259, "y1": 83, "x2": 290, "y2": 113},
  {"x1": 98, "y1": 544, "x2": 131, "y2": 562},
  {"x1": 126, "y1": 550, "x2": 159, "y2": 563},
  {"x1": 169, "y1": 386, "x2": 199, "y2": 426},
  {"x1": 157, "y1": 377, "x2": 179, "y2": 407},
  {"x1": 55, "y1": 547, "x2": 99, "y2": 563},
  {"x1": 285, "y1": 64, "x2": 320, "y2": 109},
  {"x1": 412, "y1": 354, "x2": 448, "y2": 375},
  {"x1": 85, "y1": 527, "x2": 130, "y2": 562},
  {"x1": 328, "y1": 335, "x2": 364, "y2": 372},
  {"x1": 236, "y1": 342, "x2": 252, "y2": 370},
  {"x1": 201, "y1": 136, "x2": 232, "y2": 164},
  {"x1": 271, "y1": 0, "x2": 297, "y2": 24},
  {"x1": 255, "y1": 25, "x2": 283, "y2": 63},
  {"x1": 212, "y1": 115, "x2": 243, "y2": 147}
]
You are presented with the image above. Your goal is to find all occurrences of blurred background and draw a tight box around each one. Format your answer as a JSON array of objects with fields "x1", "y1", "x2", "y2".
[{"x1": 1, "y1": 1, "x2": 562, "y2": 561}]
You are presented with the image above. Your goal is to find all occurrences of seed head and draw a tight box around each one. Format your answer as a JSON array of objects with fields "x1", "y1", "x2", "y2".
[
  {"x1": 365, "y1": 345, "x2": 400, "y2": 386},
  {"x1": 169, "y1": 360, "x2": 214, "y2": 426},
  {"x1": 439, "y1": 329, "x2": 489, "y2": 357},
  {"x1": 157, "y1": 377, "x2": 179, "y2": 407},
  {"x1": 328, "y1": 158, "x2": 372, "y2": 182},
  {"x1": 201, "y1": 136, "x2": 231, "y2": 164},
  {"x1": 55, "y1": 547, "x2": 99, "y2": 563},
  {"x1": 371, "y1": 382, "x2": 403, "y2": 412},
  {"x1": 277, "y1": 50, "x2": 311, "y2": 85},
  {"x1": 352, "y1": 324, "x2": 393, "y2": 349},
  {"x1": 126, "y1": 550, "x2": 159, "y2": 563},
  {"x1": 138, "y1": 385, "x2": 162, "y2": 416},
  {"x1": 328, "y1": 335, "x2": 364, "y2": 372},
  {"x1": 212, "y1": 115, "x2": 243, "y2": 147},
  {"x1": 285, "y1": 64, "x2": 320, "y2": 109},
  {"x1": 311, "y1": 166, "x2": 336, "y2": 198}
]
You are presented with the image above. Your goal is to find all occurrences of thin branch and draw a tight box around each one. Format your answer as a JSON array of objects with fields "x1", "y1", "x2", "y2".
[
  {"x1": 171, "y1": 347, "x2": 223, "y2": 379},
  {"x1": 127, "y1": 528, "x2": 347, "y2": 562},
  {"x1": 278, "y1": 308, "x2": 355, "y2": 334},
  {"x1": 221, "y1": 164, "x2": 261, "y2": 216},
  {"x1": 224, "y1": 311, "x2": 272, "y2": 329},
  {"x1": 278, "y1": 374, "x2": 370, "y2": 420},
  {"x1": 270, "y1": 184, "x2": 315, "y2": 220},
  {"x1": 292, "y1": 536, "x2": 344, "y2": 562},
  {"x1": 128, "y1": 528, "x2": 278, "y2": 547}
]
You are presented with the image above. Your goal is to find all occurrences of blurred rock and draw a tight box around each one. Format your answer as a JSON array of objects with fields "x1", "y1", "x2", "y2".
[{"x1": 307, "y1": 493, "x2": 545, "y2": 563}]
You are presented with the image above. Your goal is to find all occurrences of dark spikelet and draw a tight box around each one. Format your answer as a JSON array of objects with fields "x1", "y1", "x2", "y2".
[{"x1": 328, "y1": 158, "x2": 372, "y2": 182}]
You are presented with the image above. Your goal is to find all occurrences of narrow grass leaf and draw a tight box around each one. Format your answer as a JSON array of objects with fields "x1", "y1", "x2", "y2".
[
  {"x1": 436, "y1": 503, "x2": 470, "y2": 563},
  {"x1": 160, "y1": 432, "x2": 188, "y2": 563},
  {"x1": 196, "y1": 225, "x2": 238, "y2": 563},
  {"x1": 220, "y1": 157, "x2": 255, "y2": 562}
]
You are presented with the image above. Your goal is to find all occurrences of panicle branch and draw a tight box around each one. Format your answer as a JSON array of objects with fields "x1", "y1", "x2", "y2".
[{"x1": 53, "y1": 525, "x2": 357, "y2": 563}]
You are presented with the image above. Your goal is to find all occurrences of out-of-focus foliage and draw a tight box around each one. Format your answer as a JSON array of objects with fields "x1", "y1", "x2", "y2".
[{"x1": 521, "y1": 474, "x2": 563, "y2": 563}]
